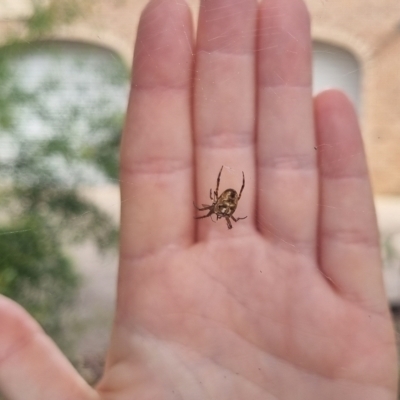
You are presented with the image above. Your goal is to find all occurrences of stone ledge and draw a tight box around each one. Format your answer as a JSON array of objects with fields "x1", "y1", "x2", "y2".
[{"x1": 0, "y1": 0, "x2": 33, "y2": 21}]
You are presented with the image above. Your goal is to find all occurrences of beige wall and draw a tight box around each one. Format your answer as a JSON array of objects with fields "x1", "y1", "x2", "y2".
[
  {"x1": 306, "y1": 0, "x2": 400, "y2": 194},
  {"x1": 1, "y1": 0, "x2": 400, "y2": 194}
]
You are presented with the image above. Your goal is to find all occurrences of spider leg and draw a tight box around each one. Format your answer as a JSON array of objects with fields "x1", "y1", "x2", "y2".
[
  {"x1": 193, "y1": 202, "x2": 212, "y2": 211},
  {"x1": 225, "y1": 216, "x2": 233, "y2": 229},
  {"x1": 195, "y1": 210, "x2": 214, "y2": 219},
  {"x1": 210, "y1": 214, "x2": 217, "y2": 223},
  {"x1": 232, "y1": 215, "x2": 247, "y2": 223},
  {"x1": 238, "y1": 171, "x2": 245, "y2": 200},
  {"x1": 209, "y1": 189, "x2": 213, "y2": 201},
  {"x1": 215, "y1": 165, "x2": 223, "y2": 199}
]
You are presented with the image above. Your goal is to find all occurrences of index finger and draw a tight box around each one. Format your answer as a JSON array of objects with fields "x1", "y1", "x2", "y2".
[{"x1": 119, "y1": 0, "x2": 194, "y2": 263}]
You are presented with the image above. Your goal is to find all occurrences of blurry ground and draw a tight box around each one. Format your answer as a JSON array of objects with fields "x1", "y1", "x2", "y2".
[
  {"x1": 68, "y1": 186, "x2": 119, "y2": 384},
  {"x1": 376, "y1": 197, "x2": 400, "y2": 306}
]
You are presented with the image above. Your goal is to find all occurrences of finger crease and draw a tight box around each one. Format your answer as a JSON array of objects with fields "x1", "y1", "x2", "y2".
[
  {"x1": 322, "y1": 229, "x2": 379, "y2": 248},
  {"x1": 196, "y1": 130, "x2": 254, "y2": 150},
  {"x1": 120, "y1": 158, "x2": 191, "y2": 177},
  {"x1": 259, "y1": 154, "x2": 316, "y2": 171},
  {"x1": 120, "y1": 243, "x2": 185, "y2": 265}
]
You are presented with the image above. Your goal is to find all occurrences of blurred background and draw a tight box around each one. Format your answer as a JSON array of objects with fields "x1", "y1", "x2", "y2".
[{"x1": 0, "y1": 0, "x2": 400, "y2": 390}]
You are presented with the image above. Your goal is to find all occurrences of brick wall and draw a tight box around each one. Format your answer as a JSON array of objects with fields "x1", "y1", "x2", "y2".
[{"x1": 1, "y1": 0, "x2": 400, "y2": 193}]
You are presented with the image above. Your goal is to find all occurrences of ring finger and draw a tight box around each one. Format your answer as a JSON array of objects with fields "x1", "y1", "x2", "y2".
[{"x1": 256, "y1": 0, "x2": 318, "y2": 255}]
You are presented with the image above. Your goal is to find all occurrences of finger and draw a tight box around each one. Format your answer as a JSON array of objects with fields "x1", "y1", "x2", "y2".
[
  {"x1": 120, "y1": 0, "x2": 194, "y2": 261},
  {"x1": 194, "y1": 0, "x2": 258, "y2": 239},
  {"x1": 315, "y1": 90, "x2": 387, "y2": 312},
  {"x1": 0, "y1": 296, "x2": 96, "y2": 400},
  {"x1": 257, "y1": 0, "x2": 318, "y2": 254}
]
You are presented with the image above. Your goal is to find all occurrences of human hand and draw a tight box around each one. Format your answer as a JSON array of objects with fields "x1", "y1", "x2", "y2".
[{"x1": 0, "y1": 0, "x2": 397, "y2": 399}]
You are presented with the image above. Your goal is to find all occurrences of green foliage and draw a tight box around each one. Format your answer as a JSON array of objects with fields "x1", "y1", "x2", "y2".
[
  {"x1": 0, "y1": 0, "x2": 128, "y2": 369},
  {"x1": 381, "y1": 233, "x2": 399, "y2": 266},
  {"x1": 81, "y1": 113, "x2": 123, "y2": 180},
  {"x1": 27, "y1": 0, "x2": 87, "y2": 36},
  {"x1": 0, "y1": 214, "x2": 79, "y2": 343},
  {"x1": 0, "y1": 50, "x2": 33, "y2": 130}
]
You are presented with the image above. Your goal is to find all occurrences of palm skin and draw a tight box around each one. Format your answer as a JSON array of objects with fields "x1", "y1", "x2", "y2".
[
  {"x1": 97, "y1": 237, "x2": 396, "y2": 399},
  {"x1": 0, "y1": 0, "x2": 397, "y2": 399}
]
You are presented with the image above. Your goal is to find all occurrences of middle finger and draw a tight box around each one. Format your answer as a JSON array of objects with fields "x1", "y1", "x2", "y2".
[{"x1": 194, "y1": 0, "x2": 258, "y2": 240}]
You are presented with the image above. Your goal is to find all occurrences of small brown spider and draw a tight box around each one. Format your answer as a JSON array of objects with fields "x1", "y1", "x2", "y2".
[{"x1": 194, "y1": 166, "x2": 247, "y2": 229}]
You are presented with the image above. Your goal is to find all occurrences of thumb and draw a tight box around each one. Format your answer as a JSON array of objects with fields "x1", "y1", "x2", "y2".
[{"x1": 0, "y1": 296, "x2": 98, "y2": 400}]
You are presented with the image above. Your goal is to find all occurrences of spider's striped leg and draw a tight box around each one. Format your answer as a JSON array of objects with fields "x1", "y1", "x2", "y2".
[
  {"x1": 225, "y1": 217, "x2": 233, "y2": 229},
  {"x1": 193, "y1": 202, "x2": 212, "y2": 211},
  {"x1": 195, "y1": 210, "x2": 214, "y2": 219},
  {"x1": 214, "y1": 165, "x2": 223, "y2": 200},
  {"x1": 238, "y1": 171, "x2": 245, "y2": 200},
  {"x1": 232, "y1": 215, "x2": 247, "y2": 223}
]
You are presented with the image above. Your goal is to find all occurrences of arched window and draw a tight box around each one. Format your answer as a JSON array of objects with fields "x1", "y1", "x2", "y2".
[
  {"x1": 0, "y1": 41, "x2": 129, "y2": 184},
  {"x1": 0, "y1": 42, "x2": 129, "y2": 371},
  {"x1": 312, "y1": 41, "x2": 361, "y2": 112}
]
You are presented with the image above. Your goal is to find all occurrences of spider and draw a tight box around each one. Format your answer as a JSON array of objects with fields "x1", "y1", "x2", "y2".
[{"x1": 194, "y1": 166, "x2": 247, "y2": 229}]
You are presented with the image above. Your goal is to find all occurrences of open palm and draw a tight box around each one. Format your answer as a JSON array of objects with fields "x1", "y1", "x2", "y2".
[{"x1": 0, "y1": 0, "x2": 397, "y2": 399}]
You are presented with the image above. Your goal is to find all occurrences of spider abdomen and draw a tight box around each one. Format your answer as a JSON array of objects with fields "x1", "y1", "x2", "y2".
[
  {"x1": 193, "y1": 166, "x2": 247, "y2": 229},
  {"x1": 215, "y1": 189, "x2": 238, "y2": 216}
]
